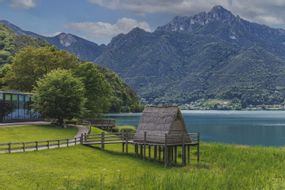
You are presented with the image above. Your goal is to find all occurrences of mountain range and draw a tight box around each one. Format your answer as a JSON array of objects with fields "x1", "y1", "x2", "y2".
[{"x1": 2, "y1": 5, "x2": 285, "y2": 107}]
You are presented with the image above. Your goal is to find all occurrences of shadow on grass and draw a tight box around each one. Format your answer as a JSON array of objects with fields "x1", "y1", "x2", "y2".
[{"x1": 83, "y1": 144, "x2": 204, "y2": 168}]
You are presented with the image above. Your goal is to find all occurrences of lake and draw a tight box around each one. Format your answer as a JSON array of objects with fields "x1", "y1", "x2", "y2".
[{"x1": 107, "y1": 111, "x2": 285, "y2": 147}]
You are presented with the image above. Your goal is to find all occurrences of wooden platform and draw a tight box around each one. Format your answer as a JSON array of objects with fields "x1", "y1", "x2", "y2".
[{"x1": 83, "y1": 132, "x2": 200, "y2": 167}]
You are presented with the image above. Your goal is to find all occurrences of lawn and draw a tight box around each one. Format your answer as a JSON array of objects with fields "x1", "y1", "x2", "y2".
[
  {"x1": 1, "y1": 126, "x2": 285, "y2": 189},
  {"x1": 0, "y1": 125, "x2": 77, "y2": 143}
]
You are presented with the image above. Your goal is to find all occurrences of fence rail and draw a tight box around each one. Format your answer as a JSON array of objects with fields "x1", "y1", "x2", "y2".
[{"x1": 0, "y1": 136, "x2": 83, "y2": 154}]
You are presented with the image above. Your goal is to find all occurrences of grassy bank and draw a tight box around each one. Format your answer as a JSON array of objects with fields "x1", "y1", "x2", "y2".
[
  {"x1": 0, "y1": 125, "x2": 77, "y2": 142},
  {"x1": 0, "y1": 142, "x2": 284, "y2": 189}
]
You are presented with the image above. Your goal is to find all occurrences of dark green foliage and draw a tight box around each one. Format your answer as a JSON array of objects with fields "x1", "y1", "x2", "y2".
[
  {"x1": 0, "y1": 100, "x2": 14, "y2": 121},
  {"x1": 99, "y1": 66, "x2": 143, "y2": 112},
  {"x1": 32, "y1": 70, "x2": 86, "y2": 126},
  {"x1": 4, "y1": 46, "x2": 80, "y2": 91},
  {"x1": 73, "y1": 62, "x2": 112, "y2": 116}
]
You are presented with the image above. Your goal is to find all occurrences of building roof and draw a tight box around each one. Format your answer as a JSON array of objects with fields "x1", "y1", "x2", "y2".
[
  {"x1": 0, "y1": 90, "x2": 32, "y2": 95},
  {"x1": 134, "y1": 106, "x2": 191, "y2": 144}
]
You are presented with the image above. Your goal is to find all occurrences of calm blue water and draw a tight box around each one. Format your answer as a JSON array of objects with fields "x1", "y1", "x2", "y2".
[{"x1": 107, "y1": 111, "x2": 285, "y2": 147}]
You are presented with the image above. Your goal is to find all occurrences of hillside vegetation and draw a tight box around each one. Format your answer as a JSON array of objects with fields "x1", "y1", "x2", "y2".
[{"x1": 0, "y1": 24, "x2": 142, "y2": 113}]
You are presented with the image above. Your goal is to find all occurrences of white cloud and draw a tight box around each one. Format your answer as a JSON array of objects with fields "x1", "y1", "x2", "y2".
[
  {"x1": 66, "y1": 17, "x2": 151, "y2": 44},
  {"x1": 88, "y1": 0, "x2": 285, "y2": 27},
  {"x1": 10, "y1": 0, "x2": 36, "y2": 9}
]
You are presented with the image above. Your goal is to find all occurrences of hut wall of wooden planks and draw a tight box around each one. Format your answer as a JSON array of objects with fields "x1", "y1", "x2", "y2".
[{"x1": 132, "y1": 106, "x2": 200, "y2": 167}]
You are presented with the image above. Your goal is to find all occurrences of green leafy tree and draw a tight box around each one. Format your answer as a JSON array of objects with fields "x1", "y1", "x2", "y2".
[
  {"x1": 32, "y1": 70, "x2": 86, "y2": 127},
  {"x1": 73, "y1": 62, "x2": 111, "y2": 117},
  {"x1": 4, "y1": 46, "x2": 80, "y2": 91},
  {"x1": 0, "y1": 64, "x2": 11, "y2": 89},
  {"x1": 0, "y1": 100, "x2": 14, "y2": 122}
]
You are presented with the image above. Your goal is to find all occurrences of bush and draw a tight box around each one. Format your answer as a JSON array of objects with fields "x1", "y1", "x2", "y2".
[{"x1": 114, "y1": 125, "x2": 136, "y2": 133}]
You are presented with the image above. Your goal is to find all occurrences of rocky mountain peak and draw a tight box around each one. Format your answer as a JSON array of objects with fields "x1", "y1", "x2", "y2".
[
  {"x1": 156, "y1": 5, "x2": 236, "y2": 32},
  {"x1": 56, "y1": 33, "x2": 77, "y2": 47}
]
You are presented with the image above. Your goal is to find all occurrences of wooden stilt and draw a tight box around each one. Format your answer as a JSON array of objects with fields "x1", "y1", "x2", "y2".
[
  {"x1": 154, "y1": 145, "x2": 157, "y2": 160},
  {"x1": 140, "y1": 144, "x2": 143, "y2": 159},
  {"x1": 164, "y1": 134, "x2": 168, "y2": 167},
  {"x1": 187, "y1": 145, "x2": 190, "y2": 164},
  {"x1": 174, "y1": 146, "x2": 177, "y2": 164},
  {"x1": 148, "y1": 145, "x2": 151, "y2": 159},
  {"x1": 182, "y1": 135, "x2": 186, "y2": 166},
  {"x1": 143, "y1": 132, "x2": 147, "y2": 160},
  {"x1": 197, "y1": 132, "x2": 200, "y2": 162}
]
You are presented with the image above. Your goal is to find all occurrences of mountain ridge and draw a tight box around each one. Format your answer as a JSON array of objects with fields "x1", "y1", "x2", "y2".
[
  {"x1": 2, "y1": 6, "x2": 285, "y2": 107},
  {"x1": 0, "y1": 20, "x2": 105, "y2": 61}
]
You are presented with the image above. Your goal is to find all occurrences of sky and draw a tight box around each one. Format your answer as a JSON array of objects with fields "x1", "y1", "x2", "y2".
[{"x1": 1, "y1": 0, "x2": 285, "y2": 44}]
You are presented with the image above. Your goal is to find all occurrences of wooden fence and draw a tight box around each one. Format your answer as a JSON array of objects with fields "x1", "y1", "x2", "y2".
[{"x1": 0, "y1": 136, "x2": 84, "y2": 154}]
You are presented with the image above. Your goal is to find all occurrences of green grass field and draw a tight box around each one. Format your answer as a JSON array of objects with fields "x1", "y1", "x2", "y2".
[
  {"x1": 1, "y1": 125, "x2": 285, "y2": 189},
  {"x1": 0, "y1": 125, "x2": 77, "y2": 142}
]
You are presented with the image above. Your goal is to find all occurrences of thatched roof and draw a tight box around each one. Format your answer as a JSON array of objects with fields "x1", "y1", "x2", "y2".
[{"x1": 134, "y1": 106, "x2": 191, "y2": 144}]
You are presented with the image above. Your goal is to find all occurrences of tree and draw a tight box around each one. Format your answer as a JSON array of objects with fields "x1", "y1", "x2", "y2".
[
  {"x1": 4, "y1": 46, "x2": 80, "y2": 91},
  {"x1": 32, "y1": 70, "x2": 86, "y2": 127},
  {"x1": 0, "y1": 64, "x2": 11, "y2": 89},
  {"x1": 0, "y1": 100, "x2": 14, "y2": 122},
  {"x1": 73, "y1": 62, "x2": 111, "y2": 117}
]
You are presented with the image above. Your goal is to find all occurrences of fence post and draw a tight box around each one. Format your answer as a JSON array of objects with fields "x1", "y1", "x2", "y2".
[
  {"x1": 74, "y1": 138, "x2": 77, "y2": 145},
  {"x1": 101, "y1": 132, "x2": 105, "y2": 150},
  {"x1": 23, "y1": 143, "x2": 25, "y2": 152},
  {"x1": 8, "y1": 143, "x2": 11, "y2": 154},
  {"x1": 35, "y1": 141, "x2": 38, "y2": 151},
  {"x1": 47, "y1": 141, "x2": 50, "y2": 149},
  {"x1": 58, "y1": 140, "x2": 60, "y2": 148},
  {"x1": 67, "y1": 139, "x2": 69, "y2": 147},
  {"x1": 80, "y1": 134, "x2": 84, "y2": 144},
  {"x1": 84, "y1": 133, "x2": 87, "y2": 142},
  {"x1": 164, "y1": 134, "x2": 168, "y2": 167}
]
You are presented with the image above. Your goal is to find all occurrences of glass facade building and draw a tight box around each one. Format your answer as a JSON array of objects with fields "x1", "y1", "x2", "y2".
[{"x1": 0, "y1": 91, "x2": 40, "y2": 122}]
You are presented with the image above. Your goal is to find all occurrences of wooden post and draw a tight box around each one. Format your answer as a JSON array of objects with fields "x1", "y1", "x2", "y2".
[
  {"x1": 84, "y1": 133, "x2": 87, "y2": 142},
  {"x1": 122, "y1": 142, "x2": 125, "y2": 153},
  {"x1": 47, "y1": 141, "x2": 50, "y2": 149},
  {"x1": 36, "y1": 141, "x2": 38, "y2": 151},
  {"x1": 148, "y1": 145, "x2": 151, "y2": 159},
  {"x1": 174, "y1": 146, "x2": 177, "y2": 164},
  {"x1": 80, "y1": 134, "x2": 84, "y2": 144},
  {"x1": 154, "y1": 145, "x2": 157, "y2": 160},
  {"x1": 126, "y1": 132, "x2": 129, "y2": 153},
  {"x1": 8, "y1": 143, "x2": 11, "y2": 154},
  {"x1": 74, "y1": 138, "x2": 77, "y2": 145},
  {"x1": 101, "y1": 132, "x2": 105, "y2": 150},
  {"x1": 197, "y1": 132, "x2": 200, "y2": 162},
  {"x1": 58, "y1": 140, "x2": 60, "y2": 148},
  {"x1": 22, "y1": 143, "x2": 25, "y2": 152},
  {"x1": 164, "y1": 134, "x2": 168, "y2": 167},
  {"x1": 143, "y1": 132, "x2": 146, "y2": 160},
  {"x1": 188, "y1": 145, "x2": 190, "y2": 164},
  {"x1": 182, "y1": 134, "x2": 186, "y2": 166},
  {"x1": 135, "y1": 144, "x2": 138, "y2": 157},
  {"x1": 67, "y1": 139, "x2": 69, "y2": 147},
  {"x1": 158, "y1": 146, "x2": 161, "y2": 161},
  {"x1": 140, "y1": 144, "x2": 143, "y2": 159}
]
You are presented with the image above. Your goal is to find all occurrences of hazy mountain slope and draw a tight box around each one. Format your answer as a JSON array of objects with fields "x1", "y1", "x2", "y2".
[{"x1": 0, "y1": 20, "x2": 105, "y2": 61}]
